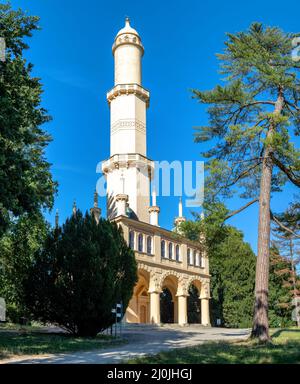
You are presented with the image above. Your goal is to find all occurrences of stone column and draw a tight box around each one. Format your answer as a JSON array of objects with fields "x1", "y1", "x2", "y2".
[
  {"x1": 177, "y1": 295, "x2": 188, "y2": 325},
  {"x1": 200, "y1": 298, "x2": 210, "y2": 326},
  {"x1": 149, "y1": 291, "x2": 161, "y2": 324},
  {"x1": 149, "y1": 206, "x2": 160, "y2": 226},
  {"x1": 115, "y1": 193, "x2": 128, "y2": 216},
  {"x1": 153, "y1": 234, "x2": 161, "y2": 263}
]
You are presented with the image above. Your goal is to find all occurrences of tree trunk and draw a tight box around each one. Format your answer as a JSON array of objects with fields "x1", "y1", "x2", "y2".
[
  {"x1": 251, "y1": 147, "x2": 273, "y2": 341},
  {"x1": 290, "y1": 238, "x2": 300, "y2": 327},
  {"x1": 251, "y1": 90, "x2": 284, "y2": 342}
]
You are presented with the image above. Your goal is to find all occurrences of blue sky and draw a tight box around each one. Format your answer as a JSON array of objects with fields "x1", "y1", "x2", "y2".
[{"x1": 9, "y1": 0, "x2": 300, "y2": 253}]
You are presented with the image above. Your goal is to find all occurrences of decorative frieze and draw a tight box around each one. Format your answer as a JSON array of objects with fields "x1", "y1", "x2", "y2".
[{"x1": 111, "y1": 118, "x2": 146, "y2": 134}]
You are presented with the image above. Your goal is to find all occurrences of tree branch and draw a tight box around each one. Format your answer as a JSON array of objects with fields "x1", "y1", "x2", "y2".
[
  {"x1": 231, "y1": 101, "x2": 275, "y2": 124},
  {"x1": 270, "y1": 154, "x2": 300, "y2": 187},
  {"x1": 225, "y1": 198, "x2": 259, "y2": 220},
  {"x1": 285, "y1": 100, "x2": 300, "y2": 112},
  {"x1": 225, "y1": 162, "x2": 261, "y2": 190},
  {"x1": 270, "y1": 211, "x2": 300, "y2": 238}
]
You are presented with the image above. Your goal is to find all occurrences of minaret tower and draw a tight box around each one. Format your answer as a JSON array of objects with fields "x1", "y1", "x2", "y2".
[{"x1": 102, "y1": 18, "x2": 153, "y2": 222}]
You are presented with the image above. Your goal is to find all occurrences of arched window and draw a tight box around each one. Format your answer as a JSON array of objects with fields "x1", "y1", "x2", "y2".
[
  {"x1": 175, "y1": 245, "x2": 180, "y2": 261},
  {"x1": 168, "y1": 242, "x2": 173, "y2": 259},
  {"x1": 138, "y1": 233, "x2": 143, "y2": 252},
  {"x1": 129, "y1": 231, "x2": 135, "y2": 250},
  {"x1": 193, "y1": 250, "x2": 197, "y2": 265},
  {"x1": 161, "y1": 240, "x2": 165, "y2": 258},
  {"x1": 147, "y1": 236, "x2": 152, "y2": 254}
]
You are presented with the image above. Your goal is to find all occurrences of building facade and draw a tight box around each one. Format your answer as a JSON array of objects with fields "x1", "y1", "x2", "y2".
[{"x1": 100, "y1": 19, "x2": 211, "y2": 326}]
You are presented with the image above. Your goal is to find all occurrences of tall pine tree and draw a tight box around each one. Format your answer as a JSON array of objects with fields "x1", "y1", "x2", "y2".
[{"x1": 193, "y1": 23, "x2": 300, "y2": 341}]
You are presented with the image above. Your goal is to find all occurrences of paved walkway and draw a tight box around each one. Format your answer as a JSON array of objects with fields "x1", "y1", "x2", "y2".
[{"x1": 1, "y1": 325, "x2": 250, "y2": 364}]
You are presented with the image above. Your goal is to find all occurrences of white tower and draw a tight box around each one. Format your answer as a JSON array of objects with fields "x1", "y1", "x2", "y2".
[{"x1": 102, "y1": 18, "x2": 154, "y2": 222}]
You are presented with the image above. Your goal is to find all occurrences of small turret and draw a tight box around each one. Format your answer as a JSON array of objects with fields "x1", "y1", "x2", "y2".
[
  {"x1": 90, "y1": 190, "x2": 101, "y2": 223},
  {"x1": 174, "y1": 197, "x2": 186, "y2": 232},
  {"x1": 148, "y1": 187, "x2": 160, "y2": 226}
]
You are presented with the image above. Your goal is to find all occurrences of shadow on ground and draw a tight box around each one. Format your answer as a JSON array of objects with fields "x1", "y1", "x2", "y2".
[{"x1": 1, "y1": 325, "x2": 250, "y2": 364}]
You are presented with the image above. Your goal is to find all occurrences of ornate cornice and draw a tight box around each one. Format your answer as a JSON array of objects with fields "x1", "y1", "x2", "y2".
[
  {"x1": 107, "y1": 83, "x2": 150, "y2": 107},
  {"x1": 102, "y1": 153, "x2": 154, "y2": 174}
]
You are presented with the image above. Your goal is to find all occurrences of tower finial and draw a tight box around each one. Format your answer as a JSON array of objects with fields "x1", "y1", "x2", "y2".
[
  {"x1": 152, "y1": 186, "x2": 157, "y2": 206},
  {"x1": 125, "y1": 16, "x2": 130, "y2": 26},
  {"x1": 179, "y1": 196, "x2": 183, "y2": 217}
]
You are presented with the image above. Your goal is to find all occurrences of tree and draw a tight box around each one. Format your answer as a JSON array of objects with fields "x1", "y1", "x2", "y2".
[
  {"x1": 269, "y1": 246, "x2": 296, "y2": 327},
  {"x1": 192, "y1": 23, "x2": 300, "y2": 341},
  {"x1": 24, "y1": 210, "x2": 137, "y2": 337},
  {"x1": 0, "y1": 212, "x2": 49, "y2": 322},
  {"x1": 181, "y1": 209, "x2": 256, "y2": 328},
  {"x1": 0, "y1": 3, "x2": 57, "y2": 236},
  {"x1": 271, "y1": 202, "x2": 300, "y2": 326}
]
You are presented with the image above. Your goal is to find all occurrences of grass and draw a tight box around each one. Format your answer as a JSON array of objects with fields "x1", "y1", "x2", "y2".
[
  {"x1": 0, "y1": 323, "x2": 125, "y2": 360},
  {"x1": 127, "y1": 328, "x2": 300, "y2": 364}
]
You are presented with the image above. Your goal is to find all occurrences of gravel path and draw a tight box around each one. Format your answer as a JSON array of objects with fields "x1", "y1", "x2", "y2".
[{"x1": 0, "y1": 325, "x2": 250, "y2": 364}]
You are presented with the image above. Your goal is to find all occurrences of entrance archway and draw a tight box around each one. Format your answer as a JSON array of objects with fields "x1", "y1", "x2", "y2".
[
  {"x1": 187, "y1": 284, "x2": 201, "y2": 323},
  {"x1": 160, "y1": 288, "x2": 174, "y2": 323},
  {"x1": 127, "y1": 269, "x2": 150, "y2": 323},
  {"x1": 159, "y1": 274, "x2": 178, "y2": 323}
]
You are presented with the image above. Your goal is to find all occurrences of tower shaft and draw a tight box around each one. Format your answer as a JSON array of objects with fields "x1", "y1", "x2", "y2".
[{"x1": 102, "y1": 19, "x2": 153, "y2": 223}]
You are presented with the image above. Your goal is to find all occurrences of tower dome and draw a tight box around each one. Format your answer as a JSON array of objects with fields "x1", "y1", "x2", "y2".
[
  {"x1": 116, "y1": 17, "x2": 139, "y2": 38},
  {"x1": 112, "y1": 17, "x2": 144, "y2": 56}
]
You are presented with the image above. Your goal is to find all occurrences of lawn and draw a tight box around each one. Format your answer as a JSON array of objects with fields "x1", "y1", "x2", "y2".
[
  {"x1": 0, "y1": 323, "x2": 124, "y2": 360},
  {"x1": 127, "y1": 328, "x2": 300, "y2": 364}
]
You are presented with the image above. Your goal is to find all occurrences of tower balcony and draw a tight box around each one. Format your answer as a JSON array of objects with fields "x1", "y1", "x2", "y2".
[
  {"x1": 106, "y1": 83, "x2": 150, "y2": 107},
  {"x1": 102, "y1": 153, "x2": 154, "y2": 177}
]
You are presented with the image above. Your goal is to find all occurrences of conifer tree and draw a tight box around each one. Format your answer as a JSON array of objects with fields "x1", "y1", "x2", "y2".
[
  {"x1": 272, "y1": 202, "x2": 300, "y2": 326},
  {"x1": 193, "y1": 23, "x2": 300, "y2": 341},
  {"x1": 269, "y1": 246, "x2": 296, "y2": 327},
  {"x1": 24, "y1": 210, "x2": 137, "y2": 337},
  {"x1": 0, "y1": 3, "x2": 57, "y2": 236}
]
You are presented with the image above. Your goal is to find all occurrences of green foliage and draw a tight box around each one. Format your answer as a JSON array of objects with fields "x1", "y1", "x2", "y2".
[
  {"x1": 23, "y1": 210, "x2": 137, "y2": 337},
  {"x1": 0, "y1": 3, "x2": 57, "y2": 236},
  {"x1": 187, "y1": 284, "x2": 201, "y2": 324},
  {"x1": 0, "y1": 326, "x2": 124, "y2": 359},
  {"x1": 192, "y1": 23, "x2": 300, "y2": 340},
  {"x1": 0, "y1": 212, "x2": 49, "y2": 322},
  {"x1": 209, "y1": 226, "x2": 256, "y2": 328},
  {"x1": 192, "y1": 23, "x2": 300, "y2": 203},
  {"x1": 270, "y1": 202, "x2": 300, "y2": 326},
  {"x1": 269, "y1": 247, "x2": 295, "y2": 327},
  {"x1": 180, "y1": 203, "x2": 295, "y2": 328},
  {"x1": 180, "y1": 209, "x2": 256, "y2": 328}
]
